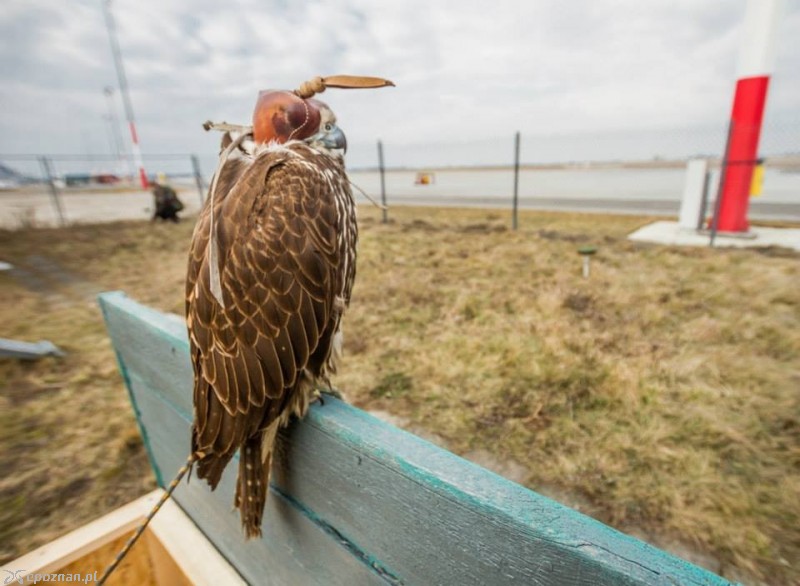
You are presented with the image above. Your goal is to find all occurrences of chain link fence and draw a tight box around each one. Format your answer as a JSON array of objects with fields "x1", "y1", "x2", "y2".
[
  {"x1": 1, "y1": 122, "x2": 798, "y2": 229},
  {"x1": 347, "y1": 121, "x2": 800, "y2": 225},
  {"x1": 0, "y1": 153, "x2": 209, "y2": 229}
]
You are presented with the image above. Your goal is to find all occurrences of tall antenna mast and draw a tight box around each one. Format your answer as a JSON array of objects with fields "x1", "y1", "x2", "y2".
[
  {"x1": 103, "y1": 86, "x2": 130, "y2": 178},
  {"x1": 102, "y1": 0, "x2": 148, "y2": 188}
]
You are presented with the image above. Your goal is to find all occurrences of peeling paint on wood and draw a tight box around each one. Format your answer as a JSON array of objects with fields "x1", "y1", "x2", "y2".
[{"x1": 98, "y1": 291, "x2": 737, "y2": 586}]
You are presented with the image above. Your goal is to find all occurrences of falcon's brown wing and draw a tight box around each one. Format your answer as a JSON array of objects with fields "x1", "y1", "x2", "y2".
[{"x1": 186, "y1": 144, "x2": 352, "y2": 486}]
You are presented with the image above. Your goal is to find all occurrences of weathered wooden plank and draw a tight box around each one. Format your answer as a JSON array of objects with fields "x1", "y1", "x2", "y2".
[
  {"x1": 147, "y1": 496, "x2": 246, "y2": 586},
  {"x1": 127, "y1": 373, "x2": 386, "y2": 585},
  {"x1": 99, "y1": 294, "x2": 387, "y2": 585},
  {"x1": 8, "y1": 491, "x2": 157, "y2": 577},
  {"x1": 0, "y1": 337, "x2": 64, "y2": 359},
  {"x1": 5, "y1": 490, "x2": 243, "y2": 586},
  {"x1": 98, "y1": 291, "x2": 736, "y2": 586}
]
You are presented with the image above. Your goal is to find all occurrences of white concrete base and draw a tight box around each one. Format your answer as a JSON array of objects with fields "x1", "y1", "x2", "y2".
[{"x1": 628, "y1": 220, "x2": 800, "y2": 252}]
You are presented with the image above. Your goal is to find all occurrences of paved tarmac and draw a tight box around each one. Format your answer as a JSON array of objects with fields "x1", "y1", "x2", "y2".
[
  {"x1": 371, "y1": 194, "x2": 799, "y2": 221},
  {"x1": 1, "y1": 166, "x2": 797, "y2": 229}
]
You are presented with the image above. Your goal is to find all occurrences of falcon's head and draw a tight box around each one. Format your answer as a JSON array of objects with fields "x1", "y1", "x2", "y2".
[{"x1": 252, "y1": 91, "x2": 346, "y2": 155}]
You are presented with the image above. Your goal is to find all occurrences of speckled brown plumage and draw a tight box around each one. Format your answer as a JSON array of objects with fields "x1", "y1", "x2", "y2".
[{"x1": 186, "y1": 139, "x2": 356, "y2": 538}]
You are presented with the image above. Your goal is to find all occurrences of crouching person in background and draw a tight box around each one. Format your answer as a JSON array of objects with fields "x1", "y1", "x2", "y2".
[{"x1": 151, "y1": 178, "x2": 184, "y2": 223}]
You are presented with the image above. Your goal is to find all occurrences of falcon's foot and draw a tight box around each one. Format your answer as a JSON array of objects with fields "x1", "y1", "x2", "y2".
[{"x1": 312, "y1": 385, "x2": 345, "y2": 406}]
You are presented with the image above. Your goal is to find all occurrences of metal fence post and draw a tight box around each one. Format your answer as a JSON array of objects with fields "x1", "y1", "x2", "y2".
[
  {"x1": 697, "y1": 166, "x2": 712, "y2": 231},
  {"x1": 710, "y1": 121, "x2": 735, "y2": 247},
  {"x1": 191, "y1": 154, "x2": 206, "y2": 205},
  {"x1": 38, "y1": 156, "x2": 66, "y2": 227},
  {"x1": 378, "y1": 140, "x2": 387, "y2": 223},
  {"x1": 512, "y1": 131, "x2": 521, "y2": 230}
]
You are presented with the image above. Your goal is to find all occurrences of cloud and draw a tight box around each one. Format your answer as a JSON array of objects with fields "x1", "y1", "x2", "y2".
[{"x1": 0, "y1": 0, "x2": 797, "y2": 168}]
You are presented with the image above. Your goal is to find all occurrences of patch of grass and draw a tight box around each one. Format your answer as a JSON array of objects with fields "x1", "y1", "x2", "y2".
[
  {"x1": 0, "y1": 207, "x2": 798, "y2": 585},
  {"x1": 369, "y1": 372, "x2": 414, "y2": 399}
]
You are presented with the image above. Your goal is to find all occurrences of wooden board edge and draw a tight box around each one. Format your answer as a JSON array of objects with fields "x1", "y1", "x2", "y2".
[
  {"x1": 3, "y1": 490, "x2": 160, "y2": 577},
  {"x1": 3, "y1": 490, "x2": 245, "y2": 586},
  {"x1": 305, "y1": 400, "x2": 737, "y2": 585},
  {"x1": 98, "y1": 290, "x2": 171, "y2": 488},
  {"x1": 148, "y1": 499, "x2": 246, "y2": 585}
]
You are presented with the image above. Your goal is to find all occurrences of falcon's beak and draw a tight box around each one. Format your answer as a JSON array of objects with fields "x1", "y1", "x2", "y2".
[{"x1": 322, "y1": 125, "x2": 347, "y2": 153}]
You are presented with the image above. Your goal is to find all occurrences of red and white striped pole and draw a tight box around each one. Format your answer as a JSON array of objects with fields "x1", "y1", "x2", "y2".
[
  {"x1": 715, "y1": 0, "x2": 784, "y2": 233},
  {"x1": 127, "y1": 121, "x2": 148, "y2": 188},
  {"x1": 103, "y1": 0, "x2": 148, "y2": 189}
]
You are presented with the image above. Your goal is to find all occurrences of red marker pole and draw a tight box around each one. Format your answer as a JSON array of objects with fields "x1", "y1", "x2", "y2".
[
  {"x1": 715, "y1": 0, "x2": 783, "y2": 233},
  {"x1": 128, "y1": 121, "x2": 148, "y2": 188}
]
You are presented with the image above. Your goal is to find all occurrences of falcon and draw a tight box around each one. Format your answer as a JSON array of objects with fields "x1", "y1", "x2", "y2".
[{"x1": 186, "y1": 76, "x2": 393, "y2": 538}]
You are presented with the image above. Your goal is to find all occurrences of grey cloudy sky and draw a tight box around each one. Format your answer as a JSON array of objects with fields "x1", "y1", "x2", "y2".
[{"x1": 1, "y1": 0, "x2": 798, "y2": 168}]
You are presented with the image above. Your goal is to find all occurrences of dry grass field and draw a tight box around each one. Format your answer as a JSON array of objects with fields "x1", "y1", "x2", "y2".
[{"x1": 0, "y1": 206, "x2": 798, "y2": 585}]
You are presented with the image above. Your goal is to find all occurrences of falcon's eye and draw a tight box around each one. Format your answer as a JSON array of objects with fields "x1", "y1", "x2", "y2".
[{"x1": 324, "y1": 123, "x2": 333, "y2": 132}]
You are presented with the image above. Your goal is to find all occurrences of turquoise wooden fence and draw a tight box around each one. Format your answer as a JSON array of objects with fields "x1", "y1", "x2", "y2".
[{"x1": 98, "y1": 291, "x2": 735, "y2": 586}]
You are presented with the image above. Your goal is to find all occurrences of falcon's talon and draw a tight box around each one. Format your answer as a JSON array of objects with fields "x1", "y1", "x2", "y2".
[
  {"x1": 311, "y1": 386, "x2": 344, "y2": 407},
  {"x1": 320, "y1": 386, "x2": 344, "y2": 400}
]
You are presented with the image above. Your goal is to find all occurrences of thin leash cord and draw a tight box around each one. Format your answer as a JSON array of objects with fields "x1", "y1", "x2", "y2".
[
  {"x1": 96, "y1": 453, "x2": 197, "y2": 585},
  {"x1": 98, "y1": 125, "x2": 244, "y2": 584},
  {"x1": 349, "y1": 180, "x2": 388, "y2": 210},
  {"x1": 208, "y1": 129, "x2": 252, "y2": 309}
]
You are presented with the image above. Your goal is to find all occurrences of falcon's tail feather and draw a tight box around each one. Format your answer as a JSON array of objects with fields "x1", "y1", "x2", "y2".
[
  {"x1": 235, "y1": 434, "x2": 271, "y2": 539},
  {"x1": 195, "y1": 450, "x2": 234, "y2": 490}
]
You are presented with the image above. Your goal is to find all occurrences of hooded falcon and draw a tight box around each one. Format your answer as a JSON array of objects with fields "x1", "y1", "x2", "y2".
[{"x1": 186, "y1": 76, "x2": 393, "y2": 538}]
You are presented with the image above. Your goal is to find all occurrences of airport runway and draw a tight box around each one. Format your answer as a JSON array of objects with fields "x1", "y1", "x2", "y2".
[
  {"x1": 0, "y1": 187, "x2": 205, "y2": 229},
  {"x1": 1, "y1": 166, "x2": 797, "y2": 229},
  {"x1": 372, "y1": 194, "x2": 800, "y2": 221},
  {"x1": 350, "y1": 167, "x2": 800, "y2": 221}
]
